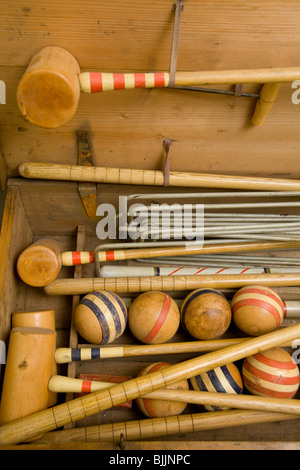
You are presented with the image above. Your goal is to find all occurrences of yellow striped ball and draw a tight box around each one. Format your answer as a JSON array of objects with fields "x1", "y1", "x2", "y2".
[
  {"x1": 190, "y1": 362, "x2": 244, "y2": 411},
  {"x1": 135, "y1": 362, "x2": 189, "y2": 418},
  {"x1": 181, "y1": 288, "x2": 232, "y2": 340},
  {"x1": 74, "y1": 291, "x2": 127, "y2": 344},
  {"x1": 231, "y1": 285, "x2": 285, "y2": 336},
  {"x1": 242, "y1": 347, "x2": 300, "y2": 398},
  {"x1": 128, "y1": 291, "x2": 180, "y2": 344}
]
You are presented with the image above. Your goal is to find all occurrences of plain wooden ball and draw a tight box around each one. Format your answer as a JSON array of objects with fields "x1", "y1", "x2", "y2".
[
  {"x1": 128, "y1": 291, "x2": 180, "y2": 344},
  {"x1": 181, "y1": 288, "x2": 232, "y2": 340},
  {"x1": 135, "y1": 362, "x2": 189, "y2": 417}
]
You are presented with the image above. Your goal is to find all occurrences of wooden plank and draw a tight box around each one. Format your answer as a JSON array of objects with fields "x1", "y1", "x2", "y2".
[
  {"x1": 0, "y1": 2, "x2": 300, "y2": 177},
  {"x1": 65, "y1": 225, "x2": 86, "y2": 410},
  {"x1": 1, "y1": 72, "x2": 300, "y2": 179},
  {"x1": 0, "y1": 185, "x2": 32, "y2": 344},
  {"x1": 0, "y1": 148, "x2": 7, "y2": 190},
  {"x1": 0, "y1": 441, "x2": 299, "y2": 450},
  {"x1": 1, "y1": 1, "x2": 300, "y2": 70}
]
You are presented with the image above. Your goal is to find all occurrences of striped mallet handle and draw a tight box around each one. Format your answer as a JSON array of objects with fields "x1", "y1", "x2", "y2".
[
  {"x1": 1, "y1": 323, "x2": 300, "y2": 445},
  {"x1": 54, "y1": 338, "x2": 252, "y2": 364},
  {"x1": 78, "y1": 68, "x2": 300, "y2": 94},
  {"x1": 19, "y1": 161, "x2": 300, "y2": 191},
  {"x1": 48, "y1": 375, "x2": 300, "y2": 417},
  {"x1": 80, "y1": 72, "x2": 278, "y2": 125},
  {"x1": 44, "y1": 272, "x2": 300, "y2": 296},
  {"x1": 61, "y1": 240, "x2": 300, "y2": 266},
  {"x1": 98, "y1": 265, "x2": 300, "y2": 278},
  {"x1": 34, "y1": 409, "x2": 298, "y2": 445},
  {"x1": 48, "y1": 375, "x2": 113, "y2": 394}
]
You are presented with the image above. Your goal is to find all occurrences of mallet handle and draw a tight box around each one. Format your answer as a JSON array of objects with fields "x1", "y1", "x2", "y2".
[
  {"x1": 54, "y1": 338, "x2": 251, "y2": 364},
  {"x1": 34, "y1": 409, "x2": 298, "y2": 445},
  {"x1": 48, "y1": 375, "x2": 300, "y2": 417},
  {"x1": 145, "y1": 389, "x2": 300, "y2": 416},
  {"x1": 44, "y1": 272, "x2": 300, "y2": 296},
  {"x1": 19, "y1": 161, "x2": 300, "y2": 192},
  {"x1": 98, "y1": 265, "x2": 300, "y2": 277},
  {"x1": 1, "y1": 323, "x2": 300, "y2": 445},
  {"x1": 48, "y1": 375, "x2": 113, "y2": 394},
  {"x1": 78, "y1": 67, "x2": 300, "y2": 93},
  {"x1": 61, "y1": 240, "x2": 300, "y2": 266}
]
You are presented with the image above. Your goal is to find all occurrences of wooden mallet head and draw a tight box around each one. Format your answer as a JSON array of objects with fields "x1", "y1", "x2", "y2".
[
  {"x1": 17, "y1": 46, "x2": 80, "y2": 128},
  {"x1": 17, "y1": 237, "x2": 62, "y2": 287}
]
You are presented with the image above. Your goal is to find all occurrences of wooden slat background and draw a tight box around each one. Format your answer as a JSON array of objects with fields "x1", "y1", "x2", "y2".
[{"x1": 0, "y1": 0, "x2": 300, "y2": 180}]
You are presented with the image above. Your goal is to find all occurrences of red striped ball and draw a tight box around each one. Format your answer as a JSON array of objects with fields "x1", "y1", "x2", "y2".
[
  {"x1": 242, "y1": 347, "x2": 300, "y2": 398},
  {"x1": 231, "y1": 285, "x2": 285, "y2": 336},
  {"x1": 135, "y1": 362, "x2": 189, "y2": 417},
  {"x1": 128, "y1": 291, "x2": 180, "y2": 344}
]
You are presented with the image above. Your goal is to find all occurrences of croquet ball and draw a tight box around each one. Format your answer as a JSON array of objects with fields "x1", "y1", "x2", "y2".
[
  {"x1": 190, "y1": 362, "x2": 244, "y2": 411},
  {"x1": 181, "y1": 288, "x2": 232, "y2": 340},
  {"x1": 74, "y1": 291, "x2": 127, "y2": 344},
  {"x1": 231, "y1": 285, "x2": 285, "y2": 336},
  {"x1": 128, "y1": 291, "x2": 180, "y2": 344},
  {"x1": 242, "y1": 347, "x2": 300, "y2": 398},
  {"x1": 135, "y1": 362, "x2": 189, "y2": 417}
]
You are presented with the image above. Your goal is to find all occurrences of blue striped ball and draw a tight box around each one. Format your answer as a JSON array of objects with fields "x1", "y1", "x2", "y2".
[
  {"x1": 74, "y1": 291, "x2": 128, "y2": 344},
  {"x1": 190, "y1": 362, "x2": 244, "y2": 411}
]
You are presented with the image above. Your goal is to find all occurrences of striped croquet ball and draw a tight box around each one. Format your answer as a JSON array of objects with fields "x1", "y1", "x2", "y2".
[
  {"x1": 128, "y1": 291, "x2": 180, "y2": 344},
  {"x1": 180, "y1": 288, "x2": 232, "y2": 340},
  {"x1": 242, "y1": 347, "x2": 300, "y2": 398},
  {"x1": 231, "y1": 285, "x2": 285, "y2": 336},
  {"x1": 190, "y1": 362, "x2": 244, "y2": 411},
  {"x1": 74, "y1": 291, "x2": 127, "y2": 344},
  {"x1": 135, "y1": 362, "x2": 189, "y2": 417}
]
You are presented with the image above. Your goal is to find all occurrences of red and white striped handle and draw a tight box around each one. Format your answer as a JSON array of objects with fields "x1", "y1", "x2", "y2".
[
  {"x1": 62, "y1": 251, "x2": 95, "y2": 265},
  {"x1": 79, "y1": 72, "x2": 170, "y2": 93}
]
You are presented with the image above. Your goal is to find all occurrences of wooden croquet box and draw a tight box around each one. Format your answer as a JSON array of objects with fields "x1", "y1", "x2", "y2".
[{"x1": 0, "y1": 0, "x2": 300, "y2": 450}]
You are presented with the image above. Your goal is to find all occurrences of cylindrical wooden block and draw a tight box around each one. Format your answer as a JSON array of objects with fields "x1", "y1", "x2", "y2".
[
  {"x1": 0, "y1": 327, "x2": 56, "y2": 427},
  {"x1": 181, "y1": 288, "x2": 232, "y2": 340},
  {"x1": 242, "y1": 347, "x2": 300, "y2": 398},
  {"x1": 231, "y1": 285, "x2": 285, "y2": 336},
  {"x1": 128, "y1": 291, "x2": 180, "y2": 344},
  {"x1": 12, "y1": 310, "x2": 55, "y2": 330},
  {"x1": 135, "y1": 362, "x2": 189, "y2": 417},
  {"x1": 190, "y1": 362, "x2": 244, "y2": 412},
  {"x1": 11, "y1": 310, "x2": 57, "y2": 407},
  {"x1": 17, "y1": 46, "x2": 80, "y2": 128},
  {"x1": 74, "y1": 291, "x2": 128, "y2": 344},
  {"x1": 17, "y1": 237, "x2": 62, "y2": 287}
]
